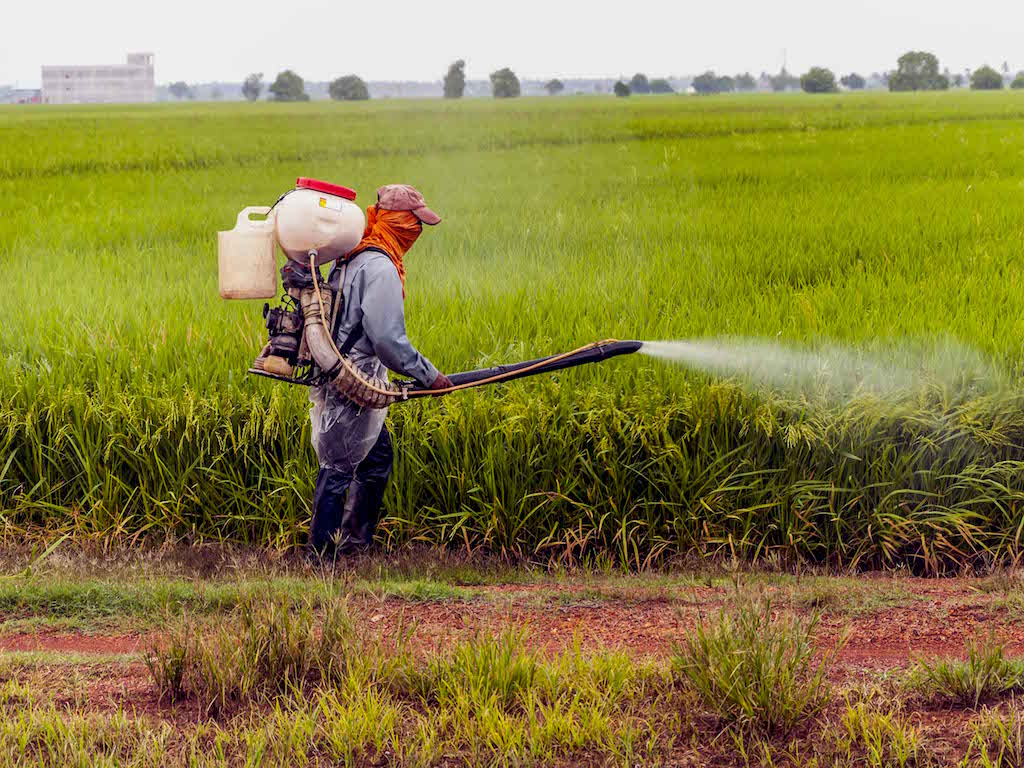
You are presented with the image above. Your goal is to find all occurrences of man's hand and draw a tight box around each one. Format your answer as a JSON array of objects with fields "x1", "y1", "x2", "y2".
[{"x1": 429, "y1": 372, "x2": 453, "y2": 390}]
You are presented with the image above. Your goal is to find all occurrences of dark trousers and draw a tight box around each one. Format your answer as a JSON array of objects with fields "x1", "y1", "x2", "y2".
[{"x1": 309, "y1": 427, "x2": 393, "y2": 557}]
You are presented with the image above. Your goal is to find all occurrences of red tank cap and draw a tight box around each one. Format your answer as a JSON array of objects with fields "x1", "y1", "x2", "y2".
[{"x1": 295, "y1": 177, "x2": 357, "y2": 201}]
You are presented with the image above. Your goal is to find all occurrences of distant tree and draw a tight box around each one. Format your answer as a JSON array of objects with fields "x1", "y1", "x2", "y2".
[
  {"x1": 489, "y1": 68, "x2": 520, "y2": 98},
  {"x1": 613, "y1": 80, "x2": 631, "y2": 97},
  {"x1": 1003, "y1": 61, "x2": 1010, "y2": 75},
  {"x1": 970, "y1": 65, "x2": 1004, "y2": 91},
  {"x1": 169, "y1": 81, "x2": 193, "y2": 100},
  {"x1": 769, "y1": 68, "x2": 800, "y2": 92},
  {"x1": 210, "y1": 86, "x2": 223, "y2": 100},
  {"x1": 242, "y1": 73, "x2": 264, "y2": 102},
  {"x1": 840, "y1": 73, "x2": 866, "y2": 90},
  {"x1": 801, "y1": 67, "x2": 837, "y2": 94},
  {"x1": 952, "y1": 73, "x2": 965, "y2": 88},
  {"x1": 330, "y1": 75, "x2": 369, "y2": 101},
  {"x1": 443, "y1": 60, "x2": 466, "y2": 99},
  {"x1": 888, "y1": 51, "x2": 949, "y2": 91},
  {"x1": 269, "y1": 70, "x2": 309, "y2": 101},
  {"x1": 692, "y1": 71, "x2": 734, "y2": 95},
  {"x1": 545, "y1": 78, "x2": 565, "y2": 95},
  {"x1": 1013, "y1": 73, "x2": 1024, "y2": 90},
  {"x1": 691, "y1": 71, "x2": 717, "y2": 94},
  {"x1": 630, "y1": 73, "x2": 651, "y2": 94},
  {"x1": 650, "y1": 78, "x2": 674, "y2": 94},
  {"x1": 734, "y1": 73, "x2": 757, "y2": 92}
]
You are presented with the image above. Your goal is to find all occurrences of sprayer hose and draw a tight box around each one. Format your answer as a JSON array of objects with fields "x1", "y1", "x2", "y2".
[
  {"x1": 310, "y1": 253, "x2": 618, "y2": 401},
  {"x1": 309, "y1": 253, "x2": 399, "y2": 400}
]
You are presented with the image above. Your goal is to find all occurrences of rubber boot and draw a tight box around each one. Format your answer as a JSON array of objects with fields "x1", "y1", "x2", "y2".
[
  {"x1": 340, "y1": 427, "x2": 394, "y2": 549},
  {"x1": 309, "y1": 466, "x2": 353, "y2": 558}
]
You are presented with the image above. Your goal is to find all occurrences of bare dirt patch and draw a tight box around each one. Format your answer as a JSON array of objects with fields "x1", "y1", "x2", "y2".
[
  {"x1": 0, "y1": 632, "x2": 146, "y2": 655},
  {"x1": 0, "y1": 576, "x2": 1017, "y2": 672}
]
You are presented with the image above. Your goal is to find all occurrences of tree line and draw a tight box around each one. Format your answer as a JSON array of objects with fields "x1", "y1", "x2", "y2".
[
  {"x1": 788, "y1": 53, "x2": 1023, "y2": 95},
  {"x1": 193, "y1": 52, "x2": 1023, "y2": 104}
]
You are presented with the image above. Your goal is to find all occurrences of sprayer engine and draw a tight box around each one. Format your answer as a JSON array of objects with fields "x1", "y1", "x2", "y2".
[
  {"x1": 250, "y1": 264, "x2": 319, "y2": 383},
  {"x1": 218, "y1": 177, "x2": 644, "y2": 409}
]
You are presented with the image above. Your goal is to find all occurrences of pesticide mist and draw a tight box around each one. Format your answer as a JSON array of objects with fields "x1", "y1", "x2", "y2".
[{"x1": 640, "y1": 338, "x2": 1003, "y2": 405}]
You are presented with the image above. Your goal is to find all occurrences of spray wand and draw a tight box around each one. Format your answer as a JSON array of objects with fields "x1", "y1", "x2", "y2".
[{"x1": 398, "y1": 340, "x2": 643, "y2": 398}]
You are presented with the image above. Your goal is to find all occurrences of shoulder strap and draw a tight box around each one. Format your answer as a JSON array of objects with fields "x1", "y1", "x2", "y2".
[
  {"x1": 330, "y1": 258, "x2": 365, "y2": 358},
  {"x1": 347, "y1": 245, "x2": 391, "y2": 261},
  {"x1": 338, "y1": 321, "x2": 364, "y2": 357}
]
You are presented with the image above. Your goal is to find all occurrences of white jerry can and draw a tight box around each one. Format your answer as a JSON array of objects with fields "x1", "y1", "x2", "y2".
[
  {"x1": 274, "y1": 178, "x2": 365, "y2": 266},
  {"x1": 218, "y1": 206, "x2": 277, "y2": 300}
]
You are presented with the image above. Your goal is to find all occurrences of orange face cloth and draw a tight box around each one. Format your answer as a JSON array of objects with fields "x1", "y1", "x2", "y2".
[{"x1": 348, "y1": 206, "x2": 422, "y2": 295}]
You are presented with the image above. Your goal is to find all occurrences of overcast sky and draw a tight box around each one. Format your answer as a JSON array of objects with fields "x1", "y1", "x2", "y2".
[{"x1": 3, "y1": 0, "x2": 1021, "y2": 87}]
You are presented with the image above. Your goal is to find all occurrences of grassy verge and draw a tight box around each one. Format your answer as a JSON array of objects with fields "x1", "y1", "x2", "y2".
[
  {"x1": 0, "y1": 543, "x2": 977, "y2": 635},
  {"x1": 1, "y1": 574, "x2": 1024, "y2": 765}
]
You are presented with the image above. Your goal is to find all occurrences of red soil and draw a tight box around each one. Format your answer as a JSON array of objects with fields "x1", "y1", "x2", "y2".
[{"x1": 1, "y1": 577, "x2": 1016, "y2": 669}]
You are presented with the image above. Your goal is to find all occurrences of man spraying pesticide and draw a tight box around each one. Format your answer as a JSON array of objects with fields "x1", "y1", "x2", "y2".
[
  {"x1": 218, "y1": 178, "x2": 641, "y2": 558},
  {"x1": 307, "y1": 184, "x2": 452, "y2": 557}
]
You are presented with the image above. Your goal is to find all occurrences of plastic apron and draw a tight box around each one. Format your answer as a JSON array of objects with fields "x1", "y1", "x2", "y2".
[{"x1": 309, "y1": 359, "x2": 388, "y2": 474}]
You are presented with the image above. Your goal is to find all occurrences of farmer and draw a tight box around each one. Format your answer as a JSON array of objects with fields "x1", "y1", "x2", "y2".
[{"x1": 308, "y1": 184, "x2": 452, "y2": 559}]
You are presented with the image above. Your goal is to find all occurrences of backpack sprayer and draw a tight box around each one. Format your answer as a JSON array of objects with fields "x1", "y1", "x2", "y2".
[{"x1": 218, "y1": 178, "x2": 641, "y2": 408}]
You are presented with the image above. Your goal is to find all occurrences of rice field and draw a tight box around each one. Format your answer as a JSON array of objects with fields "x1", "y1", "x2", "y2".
[{"x1": 3, "y1": 92, "x2": 1024, "y2": 569}]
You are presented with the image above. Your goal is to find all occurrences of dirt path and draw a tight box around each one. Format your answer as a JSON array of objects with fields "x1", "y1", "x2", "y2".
[
  {"x1": 1, "y1": 577, "x2": 1017, "y2": 672},
  {"x1": 0, "y1": 632, "x2": 148, "y2": 654},
  {"x1": 352, "y1": 593, "x2": 1024, "y2": 669}
]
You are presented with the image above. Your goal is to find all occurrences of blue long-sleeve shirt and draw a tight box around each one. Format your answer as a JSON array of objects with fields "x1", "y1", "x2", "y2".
[{"x1": 324, "y1": 248, "x2": 439, "y2": 388}]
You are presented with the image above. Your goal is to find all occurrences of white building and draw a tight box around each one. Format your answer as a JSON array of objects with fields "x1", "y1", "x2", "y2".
[{"x1": 42, "y1": 53, "x2": 154, "y2": 105}]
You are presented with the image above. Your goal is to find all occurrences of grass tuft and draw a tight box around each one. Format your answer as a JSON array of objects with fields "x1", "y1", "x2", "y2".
[
  {"x1": 839, "y1": 701, "x2": 933, "y2": 767},
  {"x1": 907, "y1": 639, "x2": 1024, "y2": 708},
  {"x1": 147, "y1": 593, "x2": 388, "y2": 717},
  {"x1": 966, "y1": 705, "x2": 1024, "y2": 767},
  {"x1": 672, "y1": 600, "x2": 841, "y2": 736},
  {"x1": 409, "y1": 627, "x2": 541, "y2": 713}
]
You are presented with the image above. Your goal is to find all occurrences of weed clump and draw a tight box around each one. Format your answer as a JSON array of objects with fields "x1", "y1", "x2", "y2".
[
  {"x1": 144, "y1": 592, "x2": 677, "y2": 761},
  {"x1": 839, "y1": 701, "x2": 933, "y2": 767},
  {"x1": 966, "y1": 705, "x2": 1024, "y2": 766},
  {"x1": 907, "y1": 639, "x2": 1024, "y2": 708},
  {"x1": 147, "y1": 594, "x2": 392, "y2": 716},
  {"x1": 673, "y1": 600, "x2": 841, "y2": 736},
  {"x1": 404, "y1": 628, "x2": 541, "y2": 712}
]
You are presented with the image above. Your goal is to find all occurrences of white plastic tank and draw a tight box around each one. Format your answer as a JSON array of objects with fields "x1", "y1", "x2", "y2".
[
  {"x1": 274, "y1": 178, "x2": 365, "y2": 266},
  {"x1": 218, "y1": 206, "x2": 277, "y2": 299}
]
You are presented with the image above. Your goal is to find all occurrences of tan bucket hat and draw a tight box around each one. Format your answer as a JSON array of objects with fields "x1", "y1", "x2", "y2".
[{"x1": 376, "y1": 184, "x2": 441, "y2": 225}]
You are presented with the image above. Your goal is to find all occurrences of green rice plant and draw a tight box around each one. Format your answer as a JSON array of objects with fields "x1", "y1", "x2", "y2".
[
  {"x1": 906, "y1": 639, "x2": 1024, "y2": 708},
  {"x1": 673, "y1": 599, "x2": 841, "y2": 736}
]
